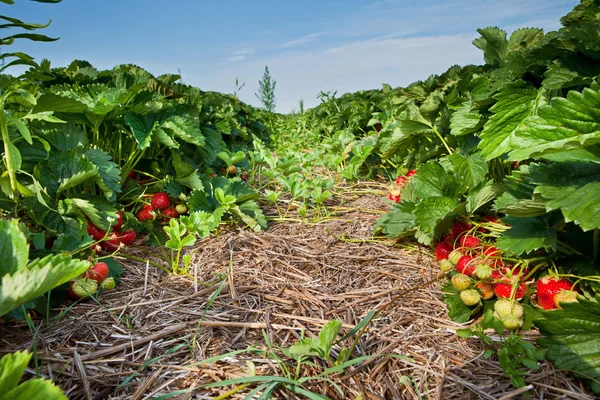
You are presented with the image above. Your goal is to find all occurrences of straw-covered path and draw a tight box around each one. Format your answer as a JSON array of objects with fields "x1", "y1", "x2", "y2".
[{"x1": 0, "y1": 182, "x2": 594, "y2": 399}]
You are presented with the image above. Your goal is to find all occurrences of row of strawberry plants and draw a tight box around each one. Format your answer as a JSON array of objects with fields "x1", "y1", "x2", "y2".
[
  {"x1": 0, "y1": 1, "x2": 270, "y2": 321},
  {"x1": 276, "y1": 0, "x2": 600, "y2": 393}
]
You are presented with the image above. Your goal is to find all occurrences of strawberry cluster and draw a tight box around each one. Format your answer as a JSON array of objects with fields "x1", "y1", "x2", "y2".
[
  {"x1": 436, "y1": 219, "x2": 579, "y2": 331},
  {"x1": 137, "y1": 192, "x2": 188, "y2": 223},
  {"x1": 68, "y1": 262, "x2": 116, "y2": 300},
  {"x1": 387, "y1": 169, "x2": 417, "y2": 203},
  {"x1": 87, "y1": 210, "x2": 136, "y2": 251}
]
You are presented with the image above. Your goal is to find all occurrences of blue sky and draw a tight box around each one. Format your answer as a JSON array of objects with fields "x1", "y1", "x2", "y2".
[{"x1": 9, "y1": 0, "x2": 578, "y2": 112}]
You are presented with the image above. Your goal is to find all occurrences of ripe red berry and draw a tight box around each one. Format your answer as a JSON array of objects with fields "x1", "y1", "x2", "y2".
[
  {"x1": 137, "y1": 205, "x2": 156, "y2": 222},
  {"x1": 86, "y1": 262, "x2": 110, "y2": 284},
  {"x1": 87, "y1": 222, "x2": 106, "y2": 241},
  {"x1": 406, "y1": 169, "x2": 417, "y2": 177},
  {"x1": 162, "y1": 207, "x2": 179, "y2": 220},
  {"x1": 101, "y1": 232, "x2": 122, "y2": 250},
  {"x1": 121, "y1": 229, "x2": 136, "y2": 246},
  {"x1": 493, "y1": 282, "x2": 526, "y2": 300},
  {"x1": 435, "y1": 242, "x2": 453, "y2": 261},
  {"x1": 387, "y1": 193, "x2": 401, "y2": 203},
  {"x1": 536, "y1": 276, "x2": 574, "y2": 310},
  {"x1": 451, "y1": 221, "x2": 473, "y2": 236},
  {"x1": 459, "y1": 235, "x2": 481, "y2": 249},
  {"x1": 456, "y1": 255, "x2": 475, "y2": 276},
  {"x1": 151, "y1": 192, "x2": 171, "y2": 210},
  {"x1": 113, "y1": 211, "x2": 124, "y2": 231},
  {"x1": 395, "y1": 176, "x2": 407, "y2": 187}
]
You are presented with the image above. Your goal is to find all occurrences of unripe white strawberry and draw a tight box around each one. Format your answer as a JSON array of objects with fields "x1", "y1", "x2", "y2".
[
  {"x1": 440, "y1": 259, "x2": 454, "y2": 272},
  {"x1": 451, "y1": 273, "x2": 472, "y2": 292},
  {"x1": 460, "y1": 289, "x2": 481, "y2": 306}
]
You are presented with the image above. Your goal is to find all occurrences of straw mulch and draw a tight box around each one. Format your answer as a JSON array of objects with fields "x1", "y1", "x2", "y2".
[{"x1": 0, "y1": 184, "x2": 595, "y2": 399}]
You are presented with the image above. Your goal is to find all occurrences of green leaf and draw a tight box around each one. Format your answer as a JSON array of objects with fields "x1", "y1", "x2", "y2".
[
  {"x1": 0, "y1": 253, "x2": 90, "y2": 316},
  {"x1": 410, "y1": 161, "x2": 461, "y2": 199},
  {"x1": 163, "y1": 115, "x2": 204, "y2": 146},
  {"x1": 472, "y1": 27, "x2": 507, "y2": 67},
  {"x1": 508, "y1": 81, "x2": 600, "y2": 161},
  {"x1": 496, "y1": 216, "x2": 557, "y2": 256},
  {"x1": 3, "y1": 378, "x2": 68, "y2": 400},
  {"x1": 413, "y1": 196, "x2": 459, "y2": 243},
  {"x1": 373, "y1": 201, "x2": 416, "y2": 238},
  {"x1": 85, "y1": 149, "x2": 121, "y2": 200},
  {"x1": 0, "y1": 351, "x2": 31, "y2": 396},
  {"x1": 535, "y1": 294, "x2": 600, "y2": 395},
  {"x1": 33, "y1": 93, "x2": 87, "y2": 114},
  {"x1": 380, "y1": 119, "x2": 432, "y2": 158},
  {"x1": 0, "y1": 219, "x2": 29, "y2": 278},
  {"x1": 124, "y1": 113, "x2": 156, "y2": 150},
  {"x1": 478, "y1": 83, "x2": 542, "y2": 160},
  {"x1": 466, "y1": 181, "x2": 505, "y2": 215},
  {"x1": 172, "y1": 153, "x2": 203, "y2": 191},
  {"x1": 317, "y1": 320, "x2": 343, "y2": 357},
  {"x1": 528, "y1": 162, "x2": 600, "y2": 231},
  {"x1": 449, "y1": 152, "x2": 488, "y2": 189},
  {"x1": 449, "y1": 101, "x2": 485, "y2": 136}
]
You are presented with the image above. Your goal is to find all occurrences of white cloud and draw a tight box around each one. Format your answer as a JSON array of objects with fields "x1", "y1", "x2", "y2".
[
  {"x1": 277, "y1": 32, "x2": 329, "y2": 48},
  {"x1": 186, "y1": 33, "x2": 483, "y2": 113}
]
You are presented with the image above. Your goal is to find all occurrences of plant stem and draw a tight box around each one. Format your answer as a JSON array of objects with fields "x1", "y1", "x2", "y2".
[{"x1": 431, "y1": 125, "x2": 453, "y2": 155}]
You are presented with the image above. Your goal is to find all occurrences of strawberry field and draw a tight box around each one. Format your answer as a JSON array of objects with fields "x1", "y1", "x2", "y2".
[{"x1": 2, "y1": 1, "x2": 600, "y2": 399}]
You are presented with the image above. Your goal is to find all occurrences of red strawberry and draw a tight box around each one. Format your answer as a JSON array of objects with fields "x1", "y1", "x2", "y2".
[
  {"x1": 101, "y1": 232, "x2": 122, "y2": 250},
  {"x1": 435, "y1": 242, "x2": 453, "y2": 261},
  {"x1": 121, "y1": 229, "x2": 136, "y2": 246},
  {"x1": 86, "y1": 262, "x2": 110, "y2": 284},
  {"x1": 113, "y1": 211, "x2": 124, "y2": 231},
  {"x1": 443, "y1": 234, "x2": 458, "y2": 246},
  {"x1": 395, "y1": 176, "x2": 407, "y2": 187},
  {"x1": 493, "y1": 282, "x2": 526, "y2": 300},
  {"x1": 87, "y1": 222, "x2": 106, "y2": 241},
  {"x1": 137, "y1": 205, "x2": 156, "y2": 222},
  {"x1": 459, "y1": 235, "x2": 481, "y2": 249},
  {"x1": 127, "y1": 170, "x2": 137, "y2": 180},
  {"x1": 162, "y1": 207, "x2": 179, "y2": 220},
  {"x1": 536, "y1": 276, "x2": 574, "y2": 310},
  {"x1": 374, "y1": 123, "x2": 382, "y2": 132},
  {"x1": 451, "y1": 221, "x2": 472, "y2": 236},
  {"x1": 387, "y1": 193, "x2": 401, "y2": 203},
  {"x1": 406, "y1": 169, "x2": 417, "y2": 177},
  {"x1": 456, "y1": 255, "x2": 475, "y2": 276},
  {"x1": 483, "y1": 246, "x2": 500, "y2": 257},
  {"x1": 151, "y1": 192, "x2": 171, "y2": 210}
]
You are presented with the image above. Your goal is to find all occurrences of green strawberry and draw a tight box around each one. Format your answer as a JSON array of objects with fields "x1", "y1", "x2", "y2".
[
  {"x1": 68, "y1": 278, "x2": 98, "y2": 299},
  {"x1": 101, "y1": 277, "x2": 116, "y2": 290},
  {"x1": 474, "y1": 262, "x2": 492, "y2": 280},
  {"x1": 460, "y1": 289, "x2": 481, "y2": 306},
  {"x1": 501, "y1": 314, "x2": 523, "y2": 331},
  {"x1": 451, "y1": 273, "x2": 472, "y2": 292},
  {"x1": 448, "y1": 249, "x2": 464, "y2": 265},
  {"x1": 439, "y1": 259, "x2": 454, "y2": 272}
]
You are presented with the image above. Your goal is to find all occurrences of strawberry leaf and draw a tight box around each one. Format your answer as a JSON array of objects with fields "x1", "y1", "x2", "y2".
[
  {"x1": 413, "y1": 196, "x2": 459, "y2": 244},
  {"x1": 535, "y1": 294, "x2": 600, "y2": 395},
  {"x1": 449, "y1": 100, "x2": 485, "y2": 136},
  {"x1": 478, "y1": 83, "x2": 543, "y2": 160},
  {"x1": 449, "y1": 152, "x2": 488, "y2": 189},
  {"x1": 0, "y1": 252, "x2": 90, "y2": 316},
  {"x1": 85, "y1": 149, "x2": 121, "y2": 200},
  {"x1": 496, "y1": 216, "x2": 558, "y2": 256},
  {"x1": 508, "y1": 81, "x2": 600, "y2": 162},
  {"x1": 373, "y1": 201, "x2": 416, "y2": 238},
  {"x1": 528, "y1": 162, "x2": 600, "y2": 231},
  {"x1": 410, "y1": 161, "x2": 461, "y2": 199},
  {"x1": 0, "y1": 219, "x2": 29, "y2": 278}
]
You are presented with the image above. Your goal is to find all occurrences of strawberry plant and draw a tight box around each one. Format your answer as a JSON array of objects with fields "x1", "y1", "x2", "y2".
[
  {"x1": 0, "y1": 219, "x2": 89, "y2": 317},
  {"x1": 0, "y1": 351, "x2": 67, "y2": 400}
]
